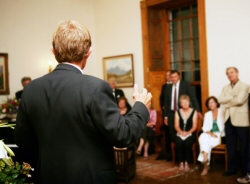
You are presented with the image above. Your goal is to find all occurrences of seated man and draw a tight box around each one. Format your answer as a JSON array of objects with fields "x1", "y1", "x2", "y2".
[
  {"x1": 109, "y1": 78, "x2": 131, "y2": 108},
  {"x1": 15, "y1": 77, "x2": 32, "y2": 100}
]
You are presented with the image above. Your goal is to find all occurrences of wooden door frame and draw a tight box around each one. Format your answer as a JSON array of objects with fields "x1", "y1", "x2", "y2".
[{"x1": 140, "y1": 0, "x2": 209, "y2": 114}]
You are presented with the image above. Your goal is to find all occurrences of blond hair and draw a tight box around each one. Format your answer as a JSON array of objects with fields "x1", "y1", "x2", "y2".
[
  {"x1": 52, "y1": 20, "x2": 92, "y2": 63},
  {"x1": 179, "y1": 95, "x2": 190, "y2": 103}
]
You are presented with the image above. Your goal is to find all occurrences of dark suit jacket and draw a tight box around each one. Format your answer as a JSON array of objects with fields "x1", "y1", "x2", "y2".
[
  {"x1": 14, "y1": 64, "x2": 149, "y2": 184},
  {"x1": 160, "y1": 83, "x2": 170, "y2": 109},
  {"x1": 15, "y1": 90, "x2": 23, "y2": 100},
  {"x1": 114, "y1": 88, "x2": 125, "y2": 102},
  {"x1": 164, "y1": 80, "x2": 200, "y2": 118}
]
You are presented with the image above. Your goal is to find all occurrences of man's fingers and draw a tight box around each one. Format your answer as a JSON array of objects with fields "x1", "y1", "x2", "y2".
[
  {"x1": 145, "y1": 92, "x2": 152, "y2": 104},
  {"x1": 142, "y1": 88, "x2": 148, "y2": 96},
  {"x1": 146, "y1": 100, "x2": 151, "y2": 109},
  {"x1": 133, "y1": 84, "x2": 139, "y2": 96},
  {"x1": 133, "y1": 84, "x2": 152, "y2": 106}
]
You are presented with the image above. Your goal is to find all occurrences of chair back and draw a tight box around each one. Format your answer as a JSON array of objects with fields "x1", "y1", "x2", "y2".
[{"x1": 196, "y1": 117, "x2": 203, "y2": 138}]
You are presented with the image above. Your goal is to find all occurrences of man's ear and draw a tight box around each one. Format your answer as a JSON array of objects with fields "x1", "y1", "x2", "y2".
[
  {"x1": 84, "y1": 47, "x2": 92, "y2": 60},
  {"x1": 51, "y1": 46, "x2": 56, "y2": 55},
  {"x1": 81, "y1": 47, "x2": 92, "y2": 69}
]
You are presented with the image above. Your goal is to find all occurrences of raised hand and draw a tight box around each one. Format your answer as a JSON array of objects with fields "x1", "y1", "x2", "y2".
[{"x1": 133, "y1": 84, "x2": 152, "y2": 108}]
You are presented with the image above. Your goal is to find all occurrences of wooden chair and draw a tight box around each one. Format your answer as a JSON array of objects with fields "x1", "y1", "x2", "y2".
[
  {"x1": 211, "y1": 140, "x2": 228, "y2": 171},
  {"x1": 114, "y1": 144, "x2": 136, "y2": 183},
  {"x1": 171, "y1": 118, "x2": 202, "y2": 166}
]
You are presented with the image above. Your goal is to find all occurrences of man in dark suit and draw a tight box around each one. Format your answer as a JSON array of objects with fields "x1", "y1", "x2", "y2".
[
  {"x1": 14, "y1": 20, "x2": 152, "y2": 184},
  {"x1": 109, "y1": 78, "x2": 125, "y2": 101},
  {"x1": 157, "y1": 70, "x2": 172, "y2": 160},
  {"x1": 164, "y1": 70, "x2": 202, "y2": 141},
  {"x1": 160, "y1": 71, "x2": 172, "y2": 109},
  {"x1": 109, "y1": 78, "x2": 131, "y2": 109},
  {"x1": 15, "y1": 76, "x2": 32, "y2": 100}
]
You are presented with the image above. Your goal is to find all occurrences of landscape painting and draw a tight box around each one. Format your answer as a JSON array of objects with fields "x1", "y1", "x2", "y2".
[
  {"x1": 0, "y1": 53, "x2": 9, "y2": 94},
  {"x1": 103, "y1": 54, "x2": 134, "y2": 87}
]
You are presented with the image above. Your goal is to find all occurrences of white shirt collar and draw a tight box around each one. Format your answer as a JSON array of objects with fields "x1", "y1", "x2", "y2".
[
  {"x1": 177, "y1": 80, "x2": 180, "y2": 86},
  {"x1": 174, "y1": 80, "x2": 180, "y2": 87},
  {"x1": 61, "y1": 62, "x2": 83, "y2": 74}
]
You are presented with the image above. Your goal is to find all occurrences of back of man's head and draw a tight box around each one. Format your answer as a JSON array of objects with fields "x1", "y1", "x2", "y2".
[{"x1": 52, "y1": 20, "x2": 92, "y2": 63}]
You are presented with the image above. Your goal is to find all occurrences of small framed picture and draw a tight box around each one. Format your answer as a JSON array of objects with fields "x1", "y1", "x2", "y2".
[
  {"x1": 103, "y1": 54, "x2": 134, "y2": 88},
  {"x1": 0, "y1": 53, "x2": 9, "y2": 94}
]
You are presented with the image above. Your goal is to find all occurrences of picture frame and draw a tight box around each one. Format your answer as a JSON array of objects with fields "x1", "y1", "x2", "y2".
[
  {"x1": 0, "y1": 53, "x2": 10, "y2": 94},
  {"x1": 103, "y1": 54, "x2": 134, "y2": 88}
]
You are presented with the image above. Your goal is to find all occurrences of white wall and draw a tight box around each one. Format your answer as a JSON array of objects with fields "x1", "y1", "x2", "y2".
[
  {"x1": 3, "y1": 0, "x2": 248, "y2": 105},
  {"x1": 0, "y1": 0, "x2": 143, "y2": 106},
  {"x1": 206, "y1": 0, "x2": 250, "y2": 97},
  {"x1": 93, "y1": 0, "x2": 143, "y2": 105},
  {"x1": 0, "y1": 0, "x2": 97, "y2": 102}
]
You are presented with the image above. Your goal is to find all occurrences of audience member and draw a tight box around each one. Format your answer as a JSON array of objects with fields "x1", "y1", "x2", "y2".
[
  {"x1": 160, "y1": 70, "x2": 172, "y2": 109},
  {"x1": 14, "y1": 20, "x2": 152, "y2": 184},
  {"x1": 198, "y1": 96, "x2": 225, "y2": 175},
  {"x1": 164, "y1": 70, "x2": 201, "y2": 144},
  {"x1": 174, "y1": 95, "x2": 197, "y2": 172},
  {"x1": 15, "y1": 77, "x2": 32, "y2": 100},
  {"x1": 118, "y1": 97, "x2": 131, "y2": 116},
  {"x1": 158, "y1": 70, "x2": 172, "y2": 160},
  {"x1": 137, "y1": 103, "x2": 157, "y2": 159},
  {"x1": 218, "y1": 67, "x2": 249, "y2": 177},
  {"x1": 108, "y1": 78, "x2": 126, "y2": 101}
]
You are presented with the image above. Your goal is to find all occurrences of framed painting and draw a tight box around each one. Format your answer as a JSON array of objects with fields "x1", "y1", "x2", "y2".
[
  {"x1": 0, "y1": 53, "x2": 9, "y2": 94},
  {"x1": 103, "y1": 54, "x2": 134, "y2": 88}
]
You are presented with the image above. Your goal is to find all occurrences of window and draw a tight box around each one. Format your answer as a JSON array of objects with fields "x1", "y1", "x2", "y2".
[{"x1": 169, "y1": 4, "x2": 200, "y2": 83}]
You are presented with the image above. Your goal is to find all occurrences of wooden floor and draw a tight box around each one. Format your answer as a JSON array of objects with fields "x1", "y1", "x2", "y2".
[{"x1": 120, "y1": 154, "x2": 242, "y2": 184}]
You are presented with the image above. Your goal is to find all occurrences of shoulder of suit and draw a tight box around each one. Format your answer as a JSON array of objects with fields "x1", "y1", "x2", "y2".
[
  {"x1": 229, "y1": 80, "x2": 250, "y2": 91},
  {"x1": 115, "y1": 88, "x2": 123, "y2": 92},
  {"x1": 180, "y1": 80, "x2": 190, "y2": 86},
  {"x1": 178, "y1": 81, "x2": 191, "y2": 90},
  {"x1": 15, "y1": 90, "x2": 23, "y2": 94},
  {"x1": 224, "y1": 80, "x2": 249, "y2": 88},
  {"x1": 35, "y1": 73, "x2": 108, "y2": 88},
  {"x1": 238, "y1": 80, "x2": 250, "y2": 87},
  {"x1": 165, "y1": 84, "x2": 172, "y2": 91},
  {"x1": 166, "y1": 83, "x2": 173, "y2": 87},
  {"x1": 84, "y1": 75, "x2": 110, "y2": 88}
]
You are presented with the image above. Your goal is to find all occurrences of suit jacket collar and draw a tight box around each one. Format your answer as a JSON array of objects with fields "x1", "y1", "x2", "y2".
[
  {"x1": 228, "y1": 79, "x2": 241, "y2": 86},
  {"x1": 167, "y1": 80, "x2": 183, "y2": 95},
  {"x1": 226, "y1": 80, "x2": 243, "y2": 92},
  {"x1": 62, "y1": 62, "x2": 83, "y2": 74},
  {"x1": 54, "y1": 63, "x2": 83, "y2": 75}
]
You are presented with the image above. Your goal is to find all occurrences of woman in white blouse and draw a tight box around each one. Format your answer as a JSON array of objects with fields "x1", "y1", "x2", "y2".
[{"x1": 198, "y1": 96, "x2": 225, "y2": 175}]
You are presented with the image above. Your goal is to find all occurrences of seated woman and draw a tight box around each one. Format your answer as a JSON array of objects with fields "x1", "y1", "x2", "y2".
[
  {"x1": 198, "y1": 96, "x2": 224, "y2": 175},
  {"x1": 137, "y1": 103, "x2": 157, "y2": 159},
  {"x1": 118, "y1": 97, "x2": 131, "y2": 116},
  {"x1": 175, "y1": 95, "x2": 197, "y2": 172}
]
